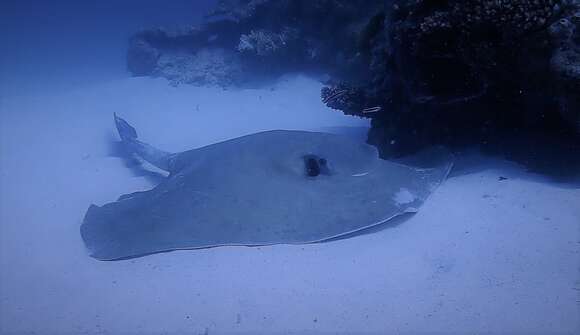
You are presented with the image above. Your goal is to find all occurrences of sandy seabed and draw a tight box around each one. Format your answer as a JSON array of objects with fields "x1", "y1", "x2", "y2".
[{"x1": 0, "y1": 75, "x2": 578, "y2": 334}]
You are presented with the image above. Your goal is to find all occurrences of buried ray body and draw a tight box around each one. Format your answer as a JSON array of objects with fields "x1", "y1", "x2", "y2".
[{"x1": 80, "y1": 115, "x2": 453, "y2": 260}]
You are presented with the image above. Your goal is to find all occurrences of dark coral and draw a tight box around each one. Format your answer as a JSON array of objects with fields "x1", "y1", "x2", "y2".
[
  {"x1": 323, "y1": 0, "x2": 580, "y2": 162},
  {"x1": 549, "y1": 6, "x2": 580, "y2": 132}
]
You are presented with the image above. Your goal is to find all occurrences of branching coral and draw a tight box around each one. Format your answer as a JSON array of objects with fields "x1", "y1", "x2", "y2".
[
  {"x1": 321, "y1": 84, "x2": 384, "y2": 118},
  {"x1": 237, "y1": 28, "x2": 298, "y2": 56}
]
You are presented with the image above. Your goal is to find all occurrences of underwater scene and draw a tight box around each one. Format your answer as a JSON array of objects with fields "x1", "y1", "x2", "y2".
[{"x1": 0, "y1": 0, "x2": 579, "y2": 334}]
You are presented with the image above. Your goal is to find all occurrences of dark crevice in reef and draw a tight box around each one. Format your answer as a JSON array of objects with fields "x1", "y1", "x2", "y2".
[{"x1": 127, "y1": 0, "x2": 580, "y2": 178}]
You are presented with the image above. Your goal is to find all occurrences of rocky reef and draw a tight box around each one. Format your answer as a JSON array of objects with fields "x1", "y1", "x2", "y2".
[
  {"x1": 128, "y1": 0, "x2": 580, "y2": 174},
  {"x1": 323, "y1": 0, "x2": 580, "y2": 158},
  {"x1": 127, "y1": 0, "x2": 384, "y2": 86}
]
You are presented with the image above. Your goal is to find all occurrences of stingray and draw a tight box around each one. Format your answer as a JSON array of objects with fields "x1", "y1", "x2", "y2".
[{"x1": 81, "y1": 115, "x2": 453, "y2": 260}]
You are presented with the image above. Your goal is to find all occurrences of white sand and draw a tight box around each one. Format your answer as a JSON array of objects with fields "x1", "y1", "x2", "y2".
[{"x1": 0, "y1": 75, "x2": 578, "y2": 334}]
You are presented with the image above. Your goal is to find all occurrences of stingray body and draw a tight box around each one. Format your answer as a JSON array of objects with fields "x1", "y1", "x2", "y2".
[{"x1": 81, "y1": 115, "x2": 452, "y2": 260}]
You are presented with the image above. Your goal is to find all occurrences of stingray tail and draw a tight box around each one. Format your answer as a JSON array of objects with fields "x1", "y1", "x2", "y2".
[
  {"x1": 113, "y1": 114, "x2": 173, "y2": 172},
  {"x1": 114, "y1": 113, "x2": 138, "y2": 142}
]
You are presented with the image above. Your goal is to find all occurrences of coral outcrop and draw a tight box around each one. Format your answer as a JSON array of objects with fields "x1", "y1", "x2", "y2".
[
  {"x1": 127, "y1": 0, "x2": 384, "y2": 87},
  {"x1": 128, "y1": 0, "x2": 580, "y2": 172},
  {"x1": 322, "y1": 0, "x2": 580, "y2": 158}
]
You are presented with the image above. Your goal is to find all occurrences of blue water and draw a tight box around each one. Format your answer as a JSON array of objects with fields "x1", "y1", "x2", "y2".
[{"x1": 0, "y1": 0, "x2": 217, "y2": 97}]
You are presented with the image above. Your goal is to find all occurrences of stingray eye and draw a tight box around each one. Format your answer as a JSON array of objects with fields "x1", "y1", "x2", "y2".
[
  {"x1": 303, "y1": 155, "x2": 330, "y2": 177},
  {"x1": 304, "y1": 156, "x2": 321, "y2": 177}
]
